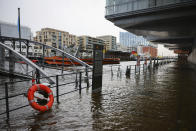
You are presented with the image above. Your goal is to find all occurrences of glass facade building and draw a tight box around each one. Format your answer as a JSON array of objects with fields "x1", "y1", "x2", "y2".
[
  {"x1": 120, "y1": 32, "x2": 149, "y2": 47},
  {"x1": 106, "y1": 0, "x2": 193, "y2": 15}
]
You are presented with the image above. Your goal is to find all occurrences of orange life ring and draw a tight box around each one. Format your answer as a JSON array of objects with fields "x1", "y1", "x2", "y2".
[{"x1": 28, "y1": 84, "x2": 54, "y2": 112}]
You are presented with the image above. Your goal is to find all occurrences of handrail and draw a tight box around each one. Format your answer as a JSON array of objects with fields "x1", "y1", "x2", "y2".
[{"x1": 0, "y1": 42, "x2": 55, "y2": 84}]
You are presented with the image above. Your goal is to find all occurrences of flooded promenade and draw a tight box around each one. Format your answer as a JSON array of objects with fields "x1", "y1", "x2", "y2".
[{"x1": 0, "y1": 61, "x2": 196, "y2": 130}]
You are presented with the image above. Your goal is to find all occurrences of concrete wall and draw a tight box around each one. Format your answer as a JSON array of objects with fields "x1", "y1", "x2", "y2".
[{"x1": 188, "y1": 38, "x2": 196, "y2": 64}]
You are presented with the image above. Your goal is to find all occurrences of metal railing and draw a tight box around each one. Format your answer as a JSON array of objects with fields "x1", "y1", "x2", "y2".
[{"x1": 0, "y1": 68, "x2": 92, "y2": 120}]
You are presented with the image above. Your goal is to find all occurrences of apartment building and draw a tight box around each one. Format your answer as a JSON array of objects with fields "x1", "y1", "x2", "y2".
[
  {"x1": 97, "y1": 35, "x2": 117, "y2": 51},
  {"x1": 34, "y1": 28, "x2": 78, "y2": 56},
  {"x1": 137, "y1": 44, "x2": 158, "y2": 58},
  {"x1": 78, "y1": 36, "x2": 104, "y2": 51},
  {"x1": 78, "y1": 36, "x2": 104, "y2": 57}
]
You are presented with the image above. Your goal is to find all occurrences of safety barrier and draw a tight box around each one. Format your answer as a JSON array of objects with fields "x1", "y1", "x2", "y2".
[{"x1": 0, "y1": 68, "x2": 92, "y2": 120}]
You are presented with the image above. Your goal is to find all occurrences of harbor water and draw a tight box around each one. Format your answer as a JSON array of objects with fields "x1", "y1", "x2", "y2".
[{"x1": 0, "y1": 61, "x2": 196, "y2": 130}]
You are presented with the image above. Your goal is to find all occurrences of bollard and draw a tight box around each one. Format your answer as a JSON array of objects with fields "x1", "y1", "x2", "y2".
[
  {"x1": 56, "y1": 75, "x2": 59, "y2": 103},
  {"x1": 79, "y1": 72, "x2": 82, "y2": 93},
  {"x1": 5, "y1": 83, "x2": 9, "y2": 120},
  {"x1": 135, "y1": 65, "x2": 136, "y2": 74}
]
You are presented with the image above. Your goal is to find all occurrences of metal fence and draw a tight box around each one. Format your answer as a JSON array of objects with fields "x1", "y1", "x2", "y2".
[{"x1": 0, "y1": 69, "x2": 92, "y2": 120}]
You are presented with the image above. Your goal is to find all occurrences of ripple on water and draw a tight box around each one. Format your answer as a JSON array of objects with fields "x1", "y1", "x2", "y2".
[{"x1": 1, "y1": 62, "x2": 196, "y2": 130}]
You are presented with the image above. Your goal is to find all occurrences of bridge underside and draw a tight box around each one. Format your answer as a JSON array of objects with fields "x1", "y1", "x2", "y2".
[{"x1": 106, "y1": 1, "x2": 196, "y2": 51}]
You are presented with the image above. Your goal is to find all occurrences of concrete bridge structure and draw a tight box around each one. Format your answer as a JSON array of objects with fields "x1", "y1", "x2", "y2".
[{"x1": 105, "y1": 0, "x2": 196, "y2": 64}]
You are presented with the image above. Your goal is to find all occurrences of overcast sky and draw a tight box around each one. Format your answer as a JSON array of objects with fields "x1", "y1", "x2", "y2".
[{"x1": 0, "y1": 0, "x2": 175, "y2": 56}]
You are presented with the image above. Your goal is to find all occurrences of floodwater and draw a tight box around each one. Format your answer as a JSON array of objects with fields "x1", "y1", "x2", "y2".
[{"x1": 1, "y1": 61, "x2": 196, "y2": 131}]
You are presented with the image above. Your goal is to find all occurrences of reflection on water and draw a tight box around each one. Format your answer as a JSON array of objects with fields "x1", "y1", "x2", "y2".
[{"x1": 1, "y1": 61, "x2": 196, "y2": 130}]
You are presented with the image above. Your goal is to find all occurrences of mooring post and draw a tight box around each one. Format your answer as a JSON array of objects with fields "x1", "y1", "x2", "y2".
[
  {"x1": 56, "y1": 75, "x2": 59, "y2": 103},
  {"x1": 79, "y1": 72, "x2": 82, "y2": 93},
  {"x1": 5, "y1": 83, "x2": 9, "y2": 120}
]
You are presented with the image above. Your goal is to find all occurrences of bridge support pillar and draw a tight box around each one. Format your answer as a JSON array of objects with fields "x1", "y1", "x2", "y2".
[
  {"x1": 0, "y1": 47, "x2": 5, "y2": 70},
  {"x1": 9, "y1": 50, "x2": 15, "y2": 75},
  {"x1": 188, "y1": 38, "x2": 196, "y2": 64}
]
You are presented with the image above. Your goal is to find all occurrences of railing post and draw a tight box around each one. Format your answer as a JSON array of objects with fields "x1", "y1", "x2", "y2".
[
  {"x1": 75, "y1": 71, "x2": 78, "y2": 88},
  {"x1": 125, "y1": 66, "x2": 130, "y2": 77},
  {"x1": 79, "y1": 72, "x2": 82, "y2": 93},
  {"x1": 130, "y1": 65, "x2": 131, "y2": 74},
  {"x1": 5, "y1": 83, "x2": 9, "y2": 120},
  {"x1": 143, "y1": 64, "x2": 144, "y2": 71},
  {"x1": 56, "y1": 75, "x2": 59, "y2": 103},
  {"x1": 85, "y1": 66, "x2": 89, "y2": 88}
]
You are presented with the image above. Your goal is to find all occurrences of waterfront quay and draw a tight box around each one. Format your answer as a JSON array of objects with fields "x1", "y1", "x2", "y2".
[{"x1": 1, "y1": 60, "x2": 196, "y2": 130}]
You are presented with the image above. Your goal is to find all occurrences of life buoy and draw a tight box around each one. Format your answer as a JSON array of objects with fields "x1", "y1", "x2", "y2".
[{"x1": 28, "y1": 84, "x2": 54, "y2": 112}]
